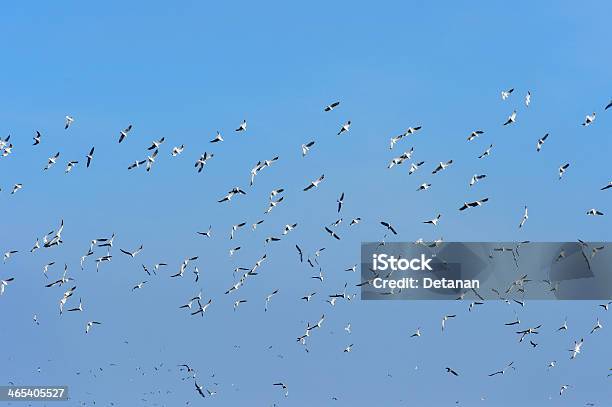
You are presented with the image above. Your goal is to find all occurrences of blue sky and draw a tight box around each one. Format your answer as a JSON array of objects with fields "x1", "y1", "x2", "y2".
[{"x1": 0, "y1": 1, "x2": 611, "y2": 405}]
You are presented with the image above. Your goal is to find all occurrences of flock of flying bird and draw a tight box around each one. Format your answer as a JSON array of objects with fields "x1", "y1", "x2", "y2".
[{"x1": 0, "y1": 88, "x2": 611, "y2": 406}]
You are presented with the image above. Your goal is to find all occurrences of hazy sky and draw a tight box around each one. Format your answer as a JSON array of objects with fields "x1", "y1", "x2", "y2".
[{"x1": 1, "y1": 1, "x2": 611, "y2": 406}]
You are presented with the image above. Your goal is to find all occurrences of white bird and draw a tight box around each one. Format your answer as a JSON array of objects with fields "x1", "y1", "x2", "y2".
[
  {"x1": 264, "y1": 289, "x2": 279, "y2": 312},
  {"x1": 146, "y1": 149, "x2": 158, "y2": 172},
  {"x1": 194, "y1": 152, "x2": 213, "y2": 173},
  {"x1": 301, "y1": 141, "x2": 315, "y2": 157},
  {"x1": 467, "y1": 130, "x2": 484, "y2": 142},
  {"x1": 65, "y1": 160, "x2": 79, "y2": 173},
  {"x1": 147, "y1": 137, "x2": 165, "y2": 150},
  {"x1": 560, "y1": 385, "x2": 569, "y2": 396},
  {"x1": 441, "y1": 314, "x2": 456, "y2": 331},
  {"x1": 536, "y1": 133, "x2": 549, "y2": 152},
  {"x1": 235, "y1": 119, "x2": 247, "y2": 132},
  {"x1": 85, "y1": 321, "x2": 101, "y2": 334},
  {"x1": 519, "y1": 206, "x2": 528, "y2": 228},
  {"x1": 265, "y1": 197, "x2": 284, "y2": 214},
  {"x1": 303, "y1": 174, "x2": 325, "y2": 191},
  {"x1": 118, "y1": 125, "x2": 133, "y2": 143},
  {"x1": 64, "y1": 115, "x2": 74, "y2": 130},
  {"x1": 586, "y1": 209, "x2": 604, "y2": 216},
  {"x1": 0, "y1": 277, "x2": 14, "y2": 295},
  {"x1": 501, "y1": 88, "x2": 514, "y2": 100},
  {"x1": 345, "y1": 323, "x2": 351, "y2": 334},
  {"x1": 503, "y1": 110, "x2": 517, "y2": 126},
  {"x1": 337, "y1": 121, "x2": 351, "y2": 136},
  {"x1": 343, "y1": 344, "x2": 354, "y2": 353},
  {"x1": 409, "y1": 161, "x2": 425, "y2": 175},
  {"x1": 210, "y1": 131, "x2": 223, "y2": 143},
  {"x1": 423, "y1": 214, "x2": 441, "y2": 226},
  {"x1": 324, "y1": 101, "x2": 340, "y2": 112},
  {"x1": 590, "y1": 318, "x2": 602, "y2": 334},
  {"x1": 171, "y1": 144, "x2": 185, "y2": 156},
  {"x1": 432, "y1": 160, "x2": 453, "y2": 174},
  {"x1": 558, "y1": 163, "x2": 570, "y2": 179},
  {"x1": 44, "y1": 152, "x2": 60, "y2": 170},
  {"x1": 525, "y1": 91, "x2": 531, "y2": 107},
  {"x1": 478, "y1": 144, "x2": 493, "y2": 159},
  {"x1": 411, "y1": 327, "x2": 421, "y2": 337},
  {"x1": 417, "y1": 183, "x2": 431, "y2": 191},
  {"x1": 469, "y1": 174, "x2": 487, "y2": 186},
  {"x1": 197, "y1": 225, "x2": 212, "y2": 238},
  {"x1": 282, "y1": 223, "x2": 297, "y2": 235},
  {"x1": 132, "y1": 281, "x2": 147, "y2": 291},
  {"x1": 582, "y1": 112, "x2": 596, "y2": 126},
  {"x1": 120, "y1": 245, "x2": 144, "y2": 258},
  {"x1": 233, "y1": 299, "x2": 247, "y2": 311},
  {"x1": 3, "y1": 250, "x2": 18, "y2": 263},
  {"x1": 569, "y1": 338, "x2": 583, "y2": 359}
]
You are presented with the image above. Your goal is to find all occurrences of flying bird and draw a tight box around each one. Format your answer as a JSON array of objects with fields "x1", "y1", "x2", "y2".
[
  {"x1": 503, "y1": 110, "x2": 517, "y2": 126},
  {"x1": 337, "y1": 121, "x2": 351, "y2": 136},
  {"x1": 86, "y1": 147, "x2": 95, "y2": 168},
  {"x1": 324, "y1": 101, "x2": 340, "y2": 112},
  {"x1": 536, "y1": 133, "x2": 549, "y2": 152},
  {"x1": 304, "y1": 174, "x2": 325, "y2": 191},
  {"x1": 118, "y1": 125, "x2": 133, "y2": 143}
]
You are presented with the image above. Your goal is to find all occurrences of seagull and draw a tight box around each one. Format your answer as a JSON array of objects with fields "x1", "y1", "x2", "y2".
[
  {"x1": 303, "y1": 174, "x2": 325, "y2": 191},
  {"x1": 590, "y1": 318, "x2": 602, "y2": 334},
  {"x1": 324, "y1": 101, "x2": 340, "y2": 112},
  {"x1": 411, "y1": 327, "x2": 421, "y2": 337},
  {"x1": 3, "y1": 250, "x2": 18, "y2": 263},
  {"x1": 147, "y1": 137, "x2": 165, "y2": 150},
  {"x1": 337, "y1": 192, "x2": 345, "y2": 213},
  {"x1": 478, "y1": 144, "x2": 493, "y2": 159},
  {"x1": 586, "y1": 209, "x2": 604, "y2": 216},
  {"x1": 501, "y1": 88, "x2": 514, "y2": 100},
  {"x1": 606, "y1": 100, "x2": 612, "y2": 110},
  {"x1": 282, "y1": 223, "x2": 298, "y2": 235},
  {"x1": 118, "y1": 125, "x2": 133, "y2": 143},
  {"x1": 146, "y1": 149, "x2": 158, "y2": 172},
  {"x1": 417, "y1": 183, "x2": 432, "y2": 191},
  {"x1": 547, "y1": 361, "x2": 556, "y2": 370},
  {"x1": 442, "y1": 315, "x2": 456, "y2": 331},
  {"x1": 44, "y1": 152, "x2": 60, "y2": 170},
  {"x1": 229, "y1": 247, "x2": 241, "y2": 256},
  {"x1": 301, "y1": 292, "x2": 316, "y2": 302},
  {"x1": 488, "y1": 361, "x2": 515, "y2": 376},
  {"x1": 503, "y1": 110, "x2": 517, "y2": 126},
  {"x1": 64, "y1": 115, "x2": 74, "y2": 129},
  {"x1": 469, "y1": 174, "x2": 487, "y2": 186},
  {"x1": 600, "y1": 181, "x2": 612, "y2": 191},
  {"x1": 345, "y1": 323, "x2": 351, "y2": 334},
  {"x1": 558, "y1": 163, "x2": 570, "y2": 179},
  {"x1": 445, "y1": 367, "x2": 459, "y2": 376},
  {"x1": 349, "y1": 218, "x2": 361, "y2": 226},
  {"x1": 569, "y1": 338, "x2": 583, "y2": 359},
  {"x1": 251, "y1": 220, "x2": 264, "y2": 230},
  {"x1": 197, "y1": 225, "x2": 212, "y2": 238},
  {"x1": 404, "y1": 126, "x2": 422, "y2": 136},
  {"x1": 590, "y1": 246, "x2": 605, "y2": 259},
  {"x1": 67, "y1": 298, "x2": 84, "y2": 312},
  {"x1": 343, "y1": 344, "x2": 354, "y2": 353},
  {"x1": 0, "y1": 278, "x2": 14, "y2": 295},
  {"x1": 65, "y1": 161, "x2": 79, "y2": 173},
  {"x1": 557, "y1": 318, "x2": 568, "y2": 331},
  {"x1": 423, "y1": 214, "x2": 442, "y2": 226},
  {"x1": 264, "y1": 289, "x2": 279, "y2": 312},
  {"x1": 273, "y1": 383, "x2": 289, "y2": 397},
  {"x1": 33, "y1": 131, "x2": 41, "y2": 145},
  {"x1": 582, "y1": 112, "x2": 596, "y2": 126},
  {"x1": 85, "y1": 321, "x2": 101, "y2": 334},
  {"x1": 409, "y1": 161, "x2": 425, "y2": 175},
  {"x1": 380, "y1": 221, "x2": 398, "y2": 235},
  {"x1": 432, "y1": 160, "x2": 453, "y2": 174},
  {"x1": 458, "y1": 198, "x2": 489, "y2": 211},
  {"x1": 171, "y1": 145, "x2": 184, "y2": 156},
  {"x1": 598, "y1": 301, "x2": 612, "y2": 311},
  {"x1": 525, "y1": 91, "x2": 531, "y2": 107},
  {"x1": 295, "y1": 245, "x2": 303, "y2": 262},
  {"x1": 536, "y1": 133, "x2": 549, "y2": 152},
  {"x1": 210, "y1": 131, "x2": 223, "y2": 143},
  {"x1": 233, "y1": 299, "x2": 247, "y2": 311},
  {"x1": 324, "y1": 227, "x2": 341, "y2": 240},
  {"x1": 301, "y1": 141, "x2": 315, "y2": 157},
  {"x1": 128, "y1": 160, "x2": 146, "y2": 170},
  {"x1": 388, "y1": 148, "x2": 414, "y2": 168},
  {"x1": 560, "y1": 385, "x2": 569, "y2": 396},
  {"x1": 42, "y1": 262, "x2": 55, "y2": 278},
  {"x1": 120, "y1": 245, "x2": 143, "y2": 258},
  {"x1": 235, "y1": 119, "x2": 247, "y2": 132},
  {"x1": 195, "y1": 382, "x2": 206, "y2": 398},
  {"x1": 337, "y1": 121, "x2": 351, "y2": 136},
  {"x1": 265, "y1": 197, "x2": 284, "y2": 213},
  {"x1": 86, "y1": 147, "x2": 95, "y2": 168},
  {"x1": 194, "y1": 152, "x2": 214, "y2": 173},
  {"x1": 230, "y1": 222, "x2": 246, "y2": 240},
  {"x1": 519, "y1": 206, "x2": 528, "y2": 228},
  {"x1": 191, "y1": 299, "x2": 212, "y2": 316},
  {"x1": 467, "y1": 130, "x2": 484, "y2": 142}
]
